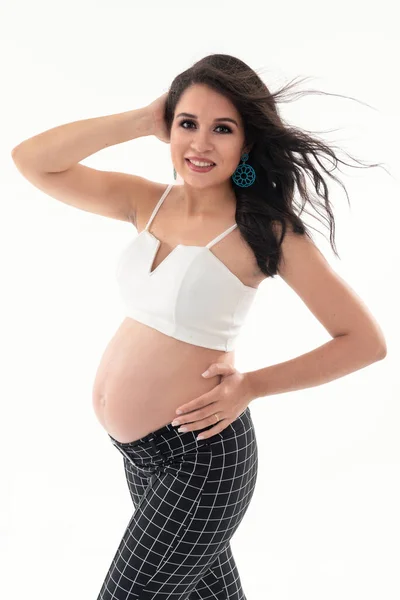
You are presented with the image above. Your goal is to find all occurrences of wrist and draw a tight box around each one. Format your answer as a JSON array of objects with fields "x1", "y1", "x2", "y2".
[
  {"x1": 137, "y1": 106, "x2": 155, "y2": 137},
  {"x1": 244, "y1": 370, "x2": 260, "y2": 402},
  {"x1": 120, "y1": 107, "x2": 154, "y2": 142}
]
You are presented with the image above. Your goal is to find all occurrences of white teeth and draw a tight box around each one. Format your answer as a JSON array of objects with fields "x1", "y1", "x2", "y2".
[{"x1": 188, "y1": 159, "x2": 214, "y2": 167}]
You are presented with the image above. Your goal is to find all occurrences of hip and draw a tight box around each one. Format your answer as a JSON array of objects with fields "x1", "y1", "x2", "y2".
[{"x1": 108, "y1": 405, "x2": 258, "y2": 483}]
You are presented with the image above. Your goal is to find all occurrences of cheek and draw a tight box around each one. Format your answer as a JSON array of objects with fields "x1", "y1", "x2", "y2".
[
  {"x1": 219, "y1": 140, "x2": 242, "y2": 161},
  {"x1": 169, "y1": 141, "x2": 185, "y2": 162},
  {"x1": 170, "y1": 131, "x2": 185, "y2": 147},
  {"x1": 223, "y1": 152, "x2": 242, "y2": 170}
]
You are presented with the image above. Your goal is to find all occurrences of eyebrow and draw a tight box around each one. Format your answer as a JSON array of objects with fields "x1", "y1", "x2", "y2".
[{"x1": 176, "y1": 112, "x2": 238, "y2": 127}]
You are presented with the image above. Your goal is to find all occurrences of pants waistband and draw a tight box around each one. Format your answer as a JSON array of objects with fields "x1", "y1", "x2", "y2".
[{"x1": 108, "y1": 406, "x2": 252, "y2": 466}]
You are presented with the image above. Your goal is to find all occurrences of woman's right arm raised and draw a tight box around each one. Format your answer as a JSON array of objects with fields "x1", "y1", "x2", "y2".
[{"x1": 11, "y1": 101, "x2": 166, "y2": 224}]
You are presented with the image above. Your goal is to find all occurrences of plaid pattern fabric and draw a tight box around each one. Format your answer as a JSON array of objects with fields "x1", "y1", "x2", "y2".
[{"x1": 97, "y1": 406, "x2": 258, "y2": 599}]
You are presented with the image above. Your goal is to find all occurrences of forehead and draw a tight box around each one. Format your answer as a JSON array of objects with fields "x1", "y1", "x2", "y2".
[{"x1": 176, "y1": 84, "x2": 240, "y2": 119}]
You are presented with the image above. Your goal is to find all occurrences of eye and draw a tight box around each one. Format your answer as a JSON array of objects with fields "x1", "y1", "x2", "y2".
[{"x1": 179, "y1": 119, "x2": 232, "y2": 134}]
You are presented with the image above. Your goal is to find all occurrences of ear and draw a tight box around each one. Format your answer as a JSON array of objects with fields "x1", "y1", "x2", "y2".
[{"x1": 243, "y1": 143, "x2": 253, "y2": 155}]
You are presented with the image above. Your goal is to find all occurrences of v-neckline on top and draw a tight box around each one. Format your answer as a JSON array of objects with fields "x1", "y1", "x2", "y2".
[
  {"x1": 141, "y1": 229, "x2": 258, "y2": 291},
  {"x1": 139, "y1": 182, "x2": 257, "y2": 291}
]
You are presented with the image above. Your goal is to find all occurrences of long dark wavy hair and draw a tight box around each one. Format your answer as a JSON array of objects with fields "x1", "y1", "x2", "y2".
[{"x1": 163, "y1": 54, "x2": 388, "y2": 278}]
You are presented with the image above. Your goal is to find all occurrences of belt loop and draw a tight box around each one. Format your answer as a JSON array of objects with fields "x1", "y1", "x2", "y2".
[
  {"x1": 149, "y1": 437, "x2": 164, "y2": 466},
  {"x1": 149, "y1": 435, "x2": 159, "y2": 454}
]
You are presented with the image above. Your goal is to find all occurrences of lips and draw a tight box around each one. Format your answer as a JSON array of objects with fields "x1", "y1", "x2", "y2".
[
  {"x1": 186, "y1": 157, "x2": 216, "y2": 165},
  {"x1": 185, "y1": 159, "x2": 216, "y2": 173}
]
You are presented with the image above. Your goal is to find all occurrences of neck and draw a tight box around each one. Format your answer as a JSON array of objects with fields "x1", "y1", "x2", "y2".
[{"x1": 177, "y1": 180, "x2": 237, "y2": 219}]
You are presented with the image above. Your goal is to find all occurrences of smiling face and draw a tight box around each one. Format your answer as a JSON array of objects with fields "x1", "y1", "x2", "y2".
[{"x1": 170, "y1": 84, "x2": 250, "y2": 188}]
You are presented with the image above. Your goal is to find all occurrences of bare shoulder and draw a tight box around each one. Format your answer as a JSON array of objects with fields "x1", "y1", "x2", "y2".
[{"x1": 129, "y1": 179, "x2": 170, "y2": 228}]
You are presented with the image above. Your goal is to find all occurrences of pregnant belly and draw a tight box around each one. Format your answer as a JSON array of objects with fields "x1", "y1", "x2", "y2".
[{"x1": 92, "y1": 317, "x2": 235, "y2": 444}]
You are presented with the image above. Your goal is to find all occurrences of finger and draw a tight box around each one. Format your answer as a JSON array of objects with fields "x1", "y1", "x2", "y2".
[
  {"x1": 175, "y1": 393, "x2": 214, "y2": 415},
  {"x1": 202, "y1": 362, "x2": 236, "y2": 378},
  {"x1": 177, "y1": 415, "x2": 228, "y2": 435},
  {"x1": 173, "y1": 404, "x2": 219, "y2": 426},
  {"x1": 196, "y1": 420, "x2": 229, "y2": 440}
]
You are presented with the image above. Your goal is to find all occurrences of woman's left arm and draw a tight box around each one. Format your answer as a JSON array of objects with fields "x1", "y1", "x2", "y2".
[
  {"x1": 246, "y1": 230, "x2": 387, "y2": 400},
  {"x1": 172, "y1": 230, "x2": 387, "y2": 439}
]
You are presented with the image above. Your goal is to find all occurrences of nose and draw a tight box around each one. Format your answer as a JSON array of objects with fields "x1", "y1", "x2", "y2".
[{"x1": 189, "y1": 130, "x2": 214, "y2": 153}]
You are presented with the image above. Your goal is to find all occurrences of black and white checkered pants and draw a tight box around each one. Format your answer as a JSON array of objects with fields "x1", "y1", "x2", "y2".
[{"x1": 96, "y1": 406, "x2": 258, "y2": 599}]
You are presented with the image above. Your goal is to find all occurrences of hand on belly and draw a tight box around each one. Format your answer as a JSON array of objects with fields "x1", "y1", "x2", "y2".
[{"x1": 92, "y1": 319, "x2": 232, "y2": 443}]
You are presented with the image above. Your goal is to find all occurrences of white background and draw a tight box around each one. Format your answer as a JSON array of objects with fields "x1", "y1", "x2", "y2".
[{"x1": 2, "y1": 1, "x2": 399, "y2": 598}]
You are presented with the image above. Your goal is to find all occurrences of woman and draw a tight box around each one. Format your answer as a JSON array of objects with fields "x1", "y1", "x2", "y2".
[{"x1": 12, "y1": 54, "x2": 387, "y2": 599}]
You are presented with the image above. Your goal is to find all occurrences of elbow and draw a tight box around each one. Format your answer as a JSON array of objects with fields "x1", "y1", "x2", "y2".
[
  {"x1": 358, "y1": 325, "x2": 388, "y2": 361},
  {"x1": 343, "y1": 330, "x2": 387, "y2": 362},
  {"x1": 375, "y1": 344, "x2": 387, "y2": 360},
  {"x1": 366, "y1": 336, "x2": 387, "y2": 361},
  {"x1": 372, "y1": 329, "x2": 388, "y2": 360}
]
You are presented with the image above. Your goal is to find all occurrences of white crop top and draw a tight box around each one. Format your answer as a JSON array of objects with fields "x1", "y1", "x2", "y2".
[{"x1": 116, "y1": 182, "x2": 258, "y2": 351}]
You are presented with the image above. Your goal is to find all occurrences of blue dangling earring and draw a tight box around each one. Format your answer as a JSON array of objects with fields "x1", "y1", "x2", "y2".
[{"x1": 231, "y1": 152, "x2": 256, "y2": 187}]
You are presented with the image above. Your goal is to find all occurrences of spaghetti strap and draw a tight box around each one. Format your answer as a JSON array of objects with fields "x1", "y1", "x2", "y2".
[
  {"x1": 206, "y1": 223, "x2": 238, "y2": 249},
  {"x1": 144, "y1": 183, "x2": 174, "y2": 231}
]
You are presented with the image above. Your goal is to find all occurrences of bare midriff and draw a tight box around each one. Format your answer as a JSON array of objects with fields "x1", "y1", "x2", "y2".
[{"x1": 92, "y1": 316, "x2": 235, "y2": 444}]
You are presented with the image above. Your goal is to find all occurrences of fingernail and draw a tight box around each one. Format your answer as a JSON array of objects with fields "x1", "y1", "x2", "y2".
[
  {"x1": 171, "y1": 420, "x2": 180, "y2": 426},
  {"x1": 178, "y1": 427, "x2": 188, "y2": 432},
  {"x1": 176, "y1": 409, "x2": 183, "y2": 415},
  {"x1": 201, "y1": 370, "x2": 209, "y2": 377},
  {"x1": 197, "y1": 435, "x2": 205, "y2": 440}
]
